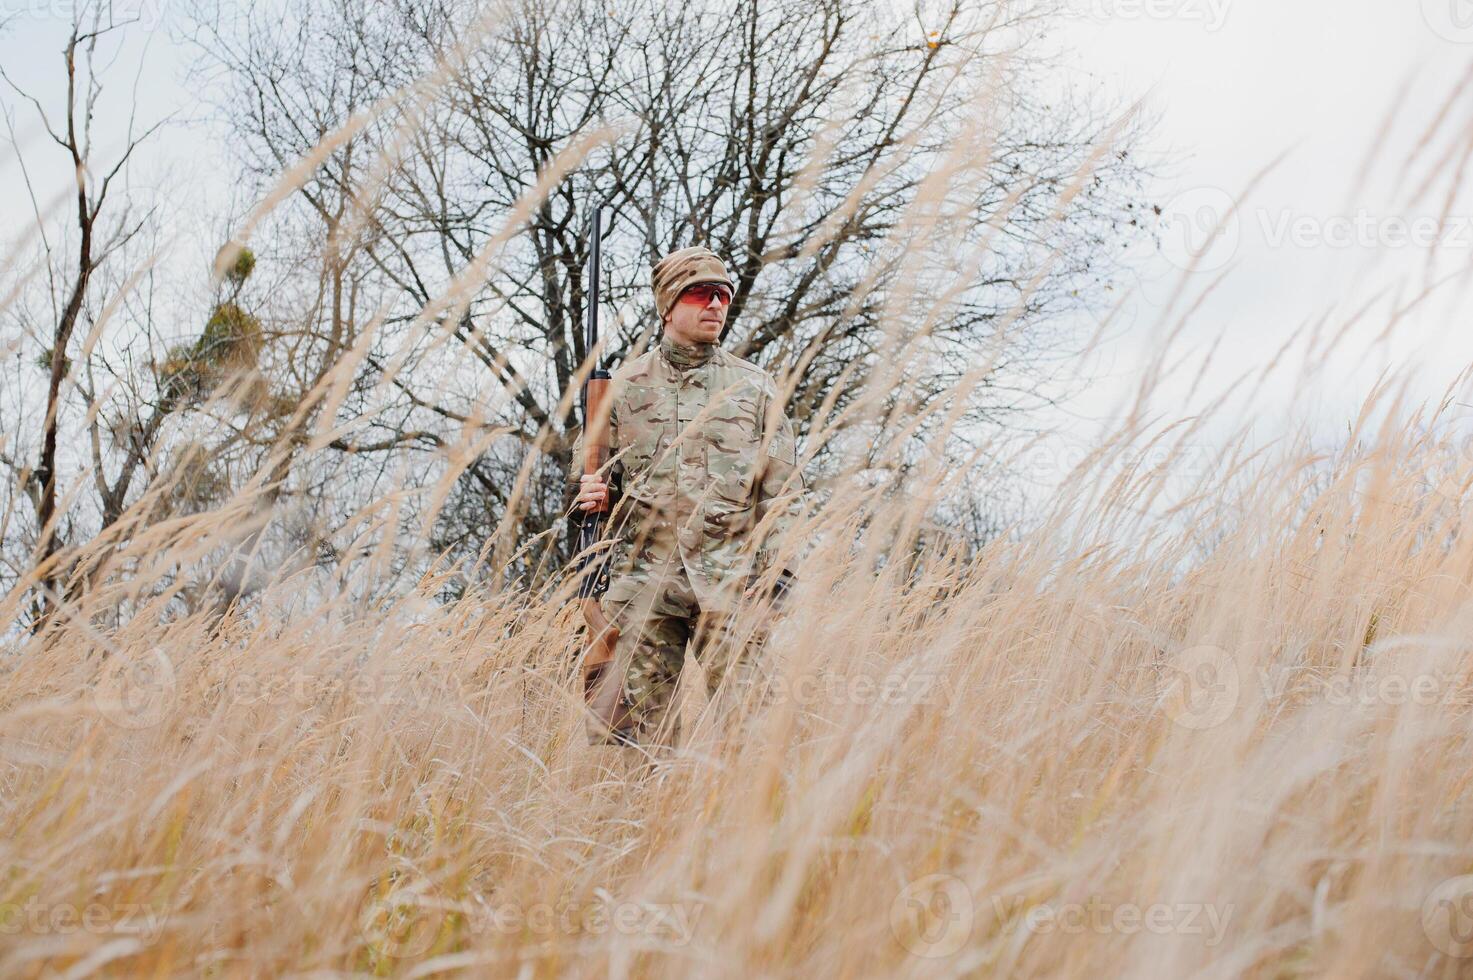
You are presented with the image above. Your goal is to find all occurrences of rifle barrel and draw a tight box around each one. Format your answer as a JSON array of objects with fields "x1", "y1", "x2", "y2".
[{"x1": 577, "y1": 204, "x2": 612, "y2": 600}]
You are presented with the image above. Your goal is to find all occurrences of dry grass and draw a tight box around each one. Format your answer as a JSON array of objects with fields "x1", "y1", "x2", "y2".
[
  {"x1": 6, "y1": 8, "x2": 1473, "y2": 978},
  {"x1": 4, "y1": 380, "x2": 1473, "y2": 978}
]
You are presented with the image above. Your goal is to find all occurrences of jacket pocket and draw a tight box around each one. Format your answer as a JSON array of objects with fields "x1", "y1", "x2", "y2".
[
  {"x1": 705, "y1": 384, "x2": 763, "y2": 512},
  {"x1": 619, "y1": 384, "x2": 675, "y2": 496}
]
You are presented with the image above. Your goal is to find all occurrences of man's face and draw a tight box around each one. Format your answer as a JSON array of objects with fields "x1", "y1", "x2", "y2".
[{"x1": 663, "y1": 282, "x2": 732, "y2": 345}]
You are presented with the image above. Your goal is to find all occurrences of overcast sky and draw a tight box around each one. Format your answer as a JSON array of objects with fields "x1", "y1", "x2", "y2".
[
  {"x1": 1050, "y1": 0, "x2": 1473, "y2": 468},
  {"x1": 4, "y1": 0, "x2": 1473, "y2": 494}
]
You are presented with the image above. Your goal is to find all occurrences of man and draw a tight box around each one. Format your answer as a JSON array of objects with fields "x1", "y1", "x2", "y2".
[{"x1": 570, "y1": 245, "x2": 806, "y2": 746}]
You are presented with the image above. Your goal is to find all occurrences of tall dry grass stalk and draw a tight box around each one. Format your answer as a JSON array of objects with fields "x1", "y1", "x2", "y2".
[
  {"x1": 12, "y1": 371, "x2": 1473, "y2": 979},
  {"x1": 5, "y1": 11, "x2": 1473, "y2": 978}
]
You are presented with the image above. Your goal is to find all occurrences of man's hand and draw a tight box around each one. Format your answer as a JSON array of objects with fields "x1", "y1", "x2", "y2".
[
  {"x1": 575, "y1": 473, "x2": 610, "y2": 512},
  {"x1": 741, "y1": 567, "x2": 795, "y2": 612}
]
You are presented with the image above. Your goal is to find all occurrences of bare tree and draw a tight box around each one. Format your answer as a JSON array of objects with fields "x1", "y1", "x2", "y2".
[
  {"x1": 194, "y1": 0, "x2": 1150, "y2": 588},
  {"x1": 0, "y1": 3, "x2": 318, "y2": 630},
  {"x1": 0, "y1": 3, "x2": 175, "y2": 626}
]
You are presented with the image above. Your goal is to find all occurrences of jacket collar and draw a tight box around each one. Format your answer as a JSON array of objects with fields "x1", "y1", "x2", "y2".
[{"x1": 659, "y1": 336, "x2": 718, "y2": 370}]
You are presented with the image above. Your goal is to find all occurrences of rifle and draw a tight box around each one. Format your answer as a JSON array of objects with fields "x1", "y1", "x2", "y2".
[{"x1": 576, "y1": 204, "x2": 634, "y2": 744}]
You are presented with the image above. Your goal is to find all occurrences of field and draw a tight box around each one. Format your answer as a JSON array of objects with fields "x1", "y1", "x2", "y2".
[
  {"x1": 5, "y1": 3, "x2": 1473, "y2": 977},
  {"x1": 5, "y1": 373, "x2": 1473, "y2": 978}
]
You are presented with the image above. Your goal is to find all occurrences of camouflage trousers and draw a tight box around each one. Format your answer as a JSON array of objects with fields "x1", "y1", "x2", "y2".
[{"x1": 599, "y1": 557, "x2": 770, "y2": 747}]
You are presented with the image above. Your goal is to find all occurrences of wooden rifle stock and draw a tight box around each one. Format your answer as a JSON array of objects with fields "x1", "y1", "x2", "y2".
[
  {"x1": 576, "y1": 204, "x2": 634, "y2": 743},
  {"x1": 579, "y1": 372, "x2": 632, "y2": 740}
]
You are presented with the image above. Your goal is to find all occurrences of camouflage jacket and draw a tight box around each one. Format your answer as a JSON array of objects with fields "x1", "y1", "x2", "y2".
[{"x1": 569, "y1": 336, "x2": 806, "y2": 612}]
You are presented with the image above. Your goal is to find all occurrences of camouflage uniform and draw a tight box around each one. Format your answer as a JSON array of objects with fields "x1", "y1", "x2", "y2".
[{"x1": 569, "y1": 334, "x2": 805, "y2": 744}]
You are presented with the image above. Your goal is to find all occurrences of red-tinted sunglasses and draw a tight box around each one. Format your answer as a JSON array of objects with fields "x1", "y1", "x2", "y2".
[{"x1": 677, "y1": 283, "x2": 733, "y2": 307}]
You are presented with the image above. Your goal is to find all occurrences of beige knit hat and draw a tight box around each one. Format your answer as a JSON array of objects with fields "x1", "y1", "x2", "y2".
[{"x1": 651, "y1": 246, "x2": 735, "y2": 318}]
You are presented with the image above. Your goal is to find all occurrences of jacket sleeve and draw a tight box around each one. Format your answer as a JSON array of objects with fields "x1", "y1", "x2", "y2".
[
  {"x1": 563, "y1": 395, "x2": 622, "y2": 528},
  {"x1": 754, "y1": 385, "x2": 806, "y2": 578},
  {"x1": 564, "y1": 427, "x2": 586, "y2": 517}
]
